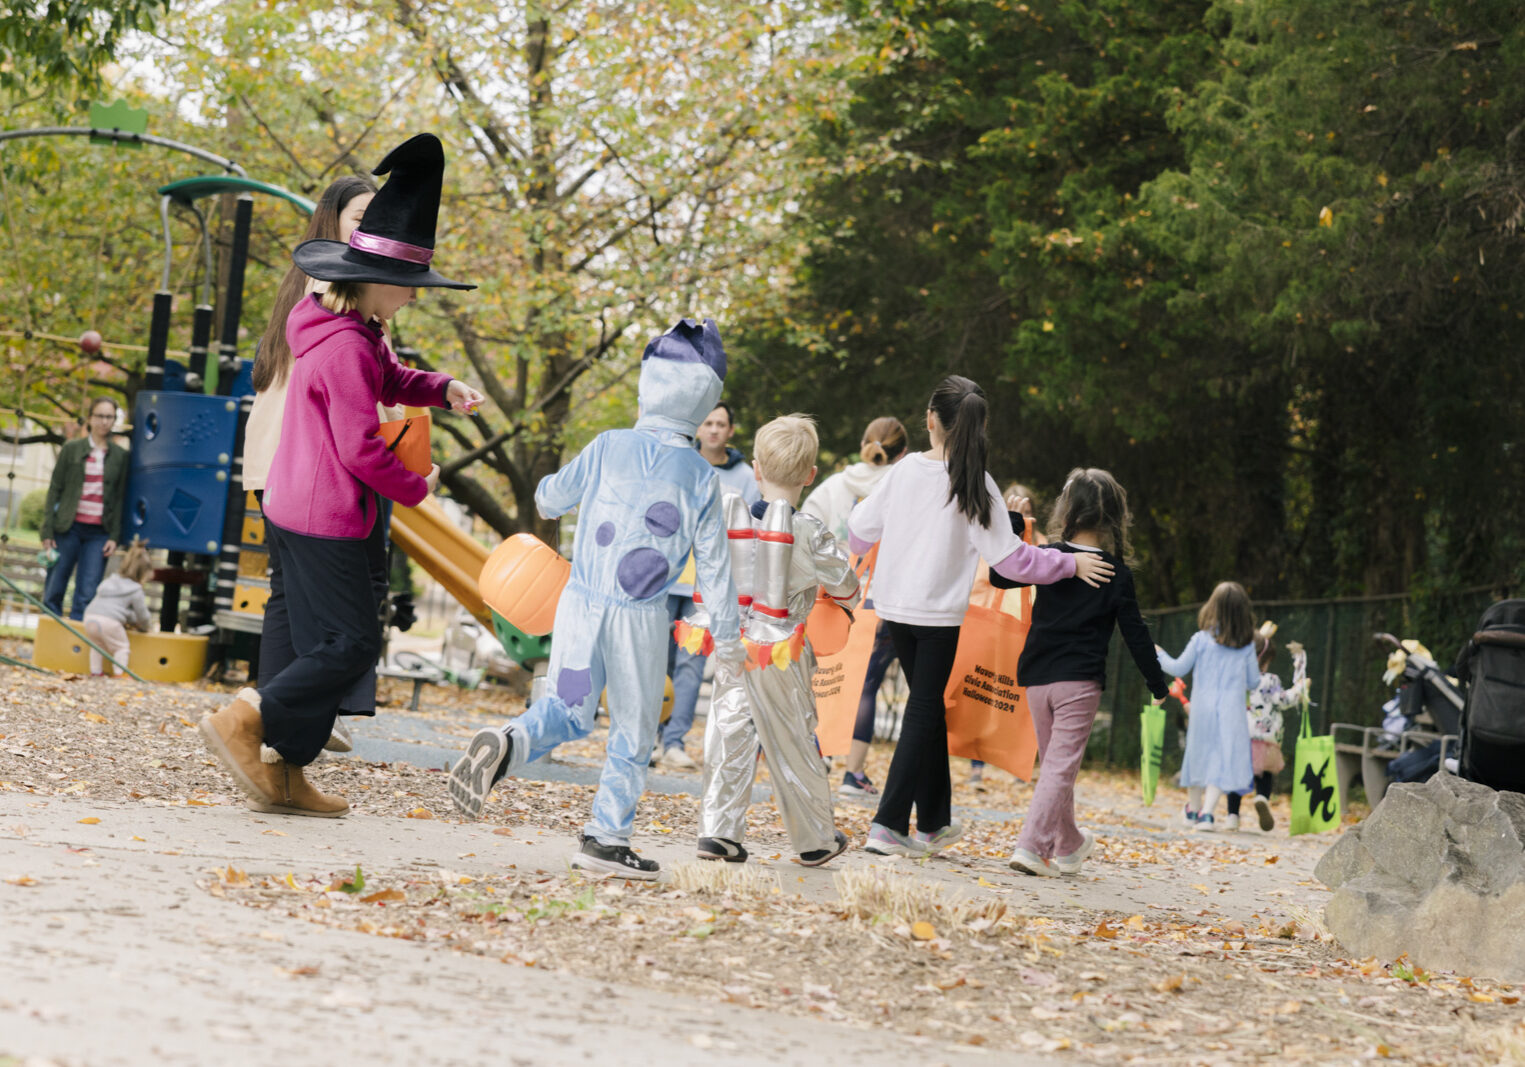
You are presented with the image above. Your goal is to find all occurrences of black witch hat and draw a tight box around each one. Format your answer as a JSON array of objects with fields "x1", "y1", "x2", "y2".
[{"x1": 293, "y1": 133, "x2": 475, "y2": 290}]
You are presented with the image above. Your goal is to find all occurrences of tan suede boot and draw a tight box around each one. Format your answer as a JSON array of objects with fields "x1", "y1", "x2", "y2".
[
  {"x1": 198, "y1": 690, "x2": 281, "y2": 805},
  {"x1": 247, "y1": 760, "x2": 350, "y2": 818}
]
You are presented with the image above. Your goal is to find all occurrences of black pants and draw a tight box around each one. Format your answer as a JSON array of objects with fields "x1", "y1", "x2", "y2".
[
  {"x1": 259, "y1": 520, "x2": 383, "y2": 766},
  {"x1": 872, "y1": 621, "x2": 961, "y2": 835},
  {"x1": 258, "y1": 491, "x2": 386, "y2": 716},
  {"x1": 1225, "y1": 771, "x2": 1275, "y2": 815}
]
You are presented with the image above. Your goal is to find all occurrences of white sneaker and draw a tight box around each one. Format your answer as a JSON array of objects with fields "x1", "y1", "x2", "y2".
[
  {"x1": 322, "y1": 718, "x2": 353, "y2": 753},
  {"x1": 1009, "y1": 847, "x2": 1060, "y2": 877},
  {"x1": 1194, "y1": 814, "x2": 1217, "y2": 833},
  {"x1": 912, "y1": 819, "x2": 964, "y2": 854},
  {"x1": 658, "y1": 746, "x2": 697, "y2": 770},
  {"x1": 1054, "y1": 828, "x2": 1095, "y2": 875},
  {"x1": 1223, "y1": 813, "x2": 1240, "y2": 831},
  {"x1": 1254, "y1": 794, "x2": 1275, "y2": 831}
]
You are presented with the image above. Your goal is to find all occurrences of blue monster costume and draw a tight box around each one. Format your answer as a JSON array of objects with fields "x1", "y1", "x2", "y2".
[{"x1": 449, "y1": 319, "x2": 741, "y2": 877}]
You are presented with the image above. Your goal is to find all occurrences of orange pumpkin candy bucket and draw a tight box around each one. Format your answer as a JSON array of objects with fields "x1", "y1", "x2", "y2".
[
  {"x1": 805, "y1": 590, "x2": 853, "y2": 656},
  {"x1": 478, "y1": 534, "x2": 571, "y2": 637}
]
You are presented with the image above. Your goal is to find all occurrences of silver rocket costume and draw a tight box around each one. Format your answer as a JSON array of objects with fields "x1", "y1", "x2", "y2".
[{"x1": 699, "y1": 496, "x2": 860, "y2": 855}]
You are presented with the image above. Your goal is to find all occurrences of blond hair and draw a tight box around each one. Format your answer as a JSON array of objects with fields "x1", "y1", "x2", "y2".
[
  {"x1": 753, "y1": 413, "x2": 818, "y2": 487},
  {"x1": 116, "y1": 539, "x2": 154, "y2": 584},
  {"x1": 318, "y1": 280, "x2": 367, "y2": 316}
]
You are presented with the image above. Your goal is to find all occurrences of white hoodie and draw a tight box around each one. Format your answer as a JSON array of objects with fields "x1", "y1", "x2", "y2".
[{"x1": 800, "y1": 461, "x2": 891, "y2": 543}]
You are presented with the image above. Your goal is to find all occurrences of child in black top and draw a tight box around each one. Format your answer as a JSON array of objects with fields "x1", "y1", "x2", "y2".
[{"x1": 992, "y1": 468, "x2": 1169, "y2": 876}]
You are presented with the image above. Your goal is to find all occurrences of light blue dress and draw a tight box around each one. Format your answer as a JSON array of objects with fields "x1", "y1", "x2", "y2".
[{"x1": 1159, "y1": 629, "x2": 1259, "y2": 792}]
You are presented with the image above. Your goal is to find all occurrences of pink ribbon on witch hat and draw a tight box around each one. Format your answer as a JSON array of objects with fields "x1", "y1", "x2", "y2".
[{"x1": 349, "y1": 230, "x2": 434, "y2": 265}]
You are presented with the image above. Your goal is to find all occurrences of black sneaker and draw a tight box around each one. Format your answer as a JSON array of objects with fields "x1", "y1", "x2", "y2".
[
  {"x1": 797, "y1": 828, "x2": 849, "y2": 868},
  {"x1": 697, "y1": 837, "x2": 748, "y2": 863},
  {"x1": 1254, "y1": 794, "x2": 1275, "y2": 832},
  {"x1": 571, "y1": 835, "x2": 660, "y2": 880},
  {"x1": 448, "y1": 727, "x2": 512, "y2": 820}
]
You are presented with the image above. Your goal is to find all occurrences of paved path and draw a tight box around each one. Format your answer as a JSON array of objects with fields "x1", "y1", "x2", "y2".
[{"x1": 1, "y1": 700, "x2": 1332, "y2": 1066}]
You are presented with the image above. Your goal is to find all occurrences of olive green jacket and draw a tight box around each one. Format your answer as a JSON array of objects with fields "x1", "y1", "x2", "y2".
[{"x1": 40, "y1": 437, "x2": 128, "y2": 541}]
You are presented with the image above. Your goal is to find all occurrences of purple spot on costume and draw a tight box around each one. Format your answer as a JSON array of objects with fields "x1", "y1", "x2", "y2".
[
  {"x1": 557, "y1": 666, "x2": 593, "y2": 708},
  {"x1": 644, "y1": 501, "x2": 681, "y2": 538},
  {"x1": 596, "y1": 522, "x2": 615, "y2": 546},
  {"x1": 616, "y1": 548, "x2": 669, "y2": 600}
]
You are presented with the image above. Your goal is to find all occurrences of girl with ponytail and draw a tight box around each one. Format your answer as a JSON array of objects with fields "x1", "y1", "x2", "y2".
[{"x1": 847, "y1": 376, "x2": 1113, "y2": 856}]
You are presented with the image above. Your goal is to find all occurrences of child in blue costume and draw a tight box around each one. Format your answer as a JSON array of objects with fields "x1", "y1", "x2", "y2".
[
  {"x1": 1157, "y1": 580, "x2": 1259, "y2": 832},
  {"x1": 449, "y1": 319, "x2": 743, "y2": 879}
]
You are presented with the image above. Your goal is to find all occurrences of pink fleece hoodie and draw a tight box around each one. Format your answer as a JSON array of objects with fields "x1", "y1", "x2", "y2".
[{"x1": 263, "y1": 295, "x2": 453, "y2": 539}]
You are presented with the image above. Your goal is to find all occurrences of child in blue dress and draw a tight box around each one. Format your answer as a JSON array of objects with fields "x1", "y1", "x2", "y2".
[{"x1": 1157, "y1": 581, "x2": 1259, "y2": 832}]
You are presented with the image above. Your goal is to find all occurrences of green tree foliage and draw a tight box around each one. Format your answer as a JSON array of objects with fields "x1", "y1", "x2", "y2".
[
  {"x1": 1, "y1": 0, "x2": 847, "y2": 539},
  {"x1": 0, "y1": 0, "x2": 168, "y2": 92},
  {"x1": 739, "y1": 0, "x2": 1525, "y2": 604},
  {"x1": 150, "y1": 0, "x2": 845, "y2": 540}
]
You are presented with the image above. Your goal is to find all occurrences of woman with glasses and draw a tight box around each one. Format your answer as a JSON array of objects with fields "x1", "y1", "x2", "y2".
[{"x1": 40, "y1": 397, "x2": 128, "y2": 620}]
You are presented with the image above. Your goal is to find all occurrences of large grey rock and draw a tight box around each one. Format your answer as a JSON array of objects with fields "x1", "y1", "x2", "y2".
[{"x1": 1317, "y1": 774, "x2": 1525, "y2": 980}]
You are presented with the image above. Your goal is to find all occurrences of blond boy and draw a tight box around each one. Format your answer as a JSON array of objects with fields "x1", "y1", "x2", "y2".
[{"x1": 697, "y1": 415, "x2": 860, "y2": 865}]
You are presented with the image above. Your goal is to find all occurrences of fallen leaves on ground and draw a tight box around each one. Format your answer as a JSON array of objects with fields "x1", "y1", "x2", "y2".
[{"x1": 204, "y1": 862, "x2": 1519, "y2": 1064}]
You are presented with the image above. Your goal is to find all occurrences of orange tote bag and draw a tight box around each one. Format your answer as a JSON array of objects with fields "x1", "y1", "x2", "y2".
[
  {"x1": 942, "y1": 537, "x2": 1040, "y2": 781},
  {"x1": 813, "y1": 546, "x2": 879, "y2": 756}
]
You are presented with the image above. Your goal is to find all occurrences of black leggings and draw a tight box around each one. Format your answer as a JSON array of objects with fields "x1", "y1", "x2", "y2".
[
  {"x1": 872, "y1": 621, "x2": 961, "y2": 835},
  {"x1": 1225, "y1": 771, "x2": 1275, "y2": 815}
]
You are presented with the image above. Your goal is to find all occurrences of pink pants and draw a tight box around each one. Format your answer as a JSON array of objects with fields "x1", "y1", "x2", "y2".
[
  {"x1": 83, "y1": 615, "x2": 130, "y2": 676},
  {"x1": 1015, "y1": 680, "x2": 1103, "y2": 859}
]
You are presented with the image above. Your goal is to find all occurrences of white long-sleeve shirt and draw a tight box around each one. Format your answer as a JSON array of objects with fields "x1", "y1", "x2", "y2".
[{"x1": 847, "y1": 452, "x2": 1073, "y2": 626}]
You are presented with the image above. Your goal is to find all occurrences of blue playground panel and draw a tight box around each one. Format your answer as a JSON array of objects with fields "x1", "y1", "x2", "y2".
[
  {"x1": 162, "y1": 358, "x2": 255, "y2": 397},
  {"x1": 124, "y1": 464, "x2": 232, "y2": 554},
  {"x1": 126, "y1": 391, "x2": 237, "y2": 554},
  {"x1": 131, "y1": 392, "x2": 238, "y2": 469}
]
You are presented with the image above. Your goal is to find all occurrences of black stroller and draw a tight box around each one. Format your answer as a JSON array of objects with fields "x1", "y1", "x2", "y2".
[{"x1": 1453, "y1": 600, "x2": 1525, "y2": 793}]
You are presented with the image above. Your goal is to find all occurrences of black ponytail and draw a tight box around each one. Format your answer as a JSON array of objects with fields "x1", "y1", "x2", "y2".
[{"x1": 928, "y1": 375, "x2": 992, "y2": 527}]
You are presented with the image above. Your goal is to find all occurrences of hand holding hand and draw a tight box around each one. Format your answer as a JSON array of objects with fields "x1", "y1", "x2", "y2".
[
  {"x1": 1074, "y1": 552, "x2": 1115, "y2": 587},
  {"x1": 103, "y1": 539, "x2": 117, "y2": 558},
  {"x1": 711, "y1": 638, "x2": 746, "y2": 688},
  {"x1": 446, "y1": 380, "x2": 485, "y2": 414},
  {"x1": 425, "y1": 463, "x2": 441, "y2": 494}
]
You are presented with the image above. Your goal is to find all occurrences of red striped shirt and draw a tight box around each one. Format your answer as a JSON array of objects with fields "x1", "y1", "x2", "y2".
[{"x1": 76, "y1": 445, "x2": 105, "y2": 525}]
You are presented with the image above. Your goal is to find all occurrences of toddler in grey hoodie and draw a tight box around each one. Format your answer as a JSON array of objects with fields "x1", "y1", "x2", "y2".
[{"x1": 82, "y1": 540, "x2": 153, "y2": 676}]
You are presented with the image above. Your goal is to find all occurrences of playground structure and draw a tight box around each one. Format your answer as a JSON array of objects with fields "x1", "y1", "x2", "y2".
[{"x1": 7, "y1": 109, "x2": 548, "y2": 686}]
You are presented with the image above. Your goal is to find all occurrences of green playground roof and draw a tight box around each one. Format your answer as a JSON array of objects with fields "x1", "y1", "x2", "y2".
[{"x1": 158, "y1": 176, "x2": 314, "y2": 214}]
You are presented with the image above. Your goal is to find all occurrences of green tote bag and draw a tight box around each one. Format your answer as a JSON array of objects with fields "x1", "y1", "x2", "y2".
[
  {"x1": 1290, "y1": 703, "x2": 1341, "y2": 835},
  {"x1": 1140, "y1": 703, "x2": 1165, "y2": 806}
]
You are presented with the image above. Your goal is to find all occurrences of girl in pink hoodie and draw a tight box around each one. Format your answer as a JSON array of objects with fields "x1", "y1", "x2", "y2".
[{"x1": 199, "y1": 134, "x2": 482, "y2": 818}]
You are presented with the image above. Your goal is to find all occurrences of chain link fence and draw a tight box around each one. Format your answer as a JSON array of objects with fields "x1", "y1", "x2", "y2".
[{"x1": 1089, "y1": 586, "x2": 1503, "y2": 785}]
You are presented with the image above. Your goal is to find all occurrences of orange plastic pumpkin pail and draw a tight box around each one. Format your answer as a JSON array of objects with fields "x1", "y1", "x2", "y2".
[
  {"x1": 805, "y1": 591, "x2": 852, "y2": 657},
  {"x1": 478, "y1": 533, "x2": 570, "y2": 637},
  {"x1": 376, "y1": 414, "x2": 433, "y2": 477}
]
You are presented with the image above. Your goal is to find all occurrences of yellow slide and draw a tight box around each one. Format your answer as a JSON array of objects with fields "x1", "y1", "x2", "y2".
[{"x1": 389, "y1": 496, "x2": 491, "y2": 623}]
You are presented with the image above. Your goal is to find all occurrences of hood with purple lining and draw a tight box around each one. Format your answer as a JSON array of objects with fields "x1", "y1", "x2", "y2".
[{"x1": 634, "y1": 318, "x2": 726, "y2": 439}]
